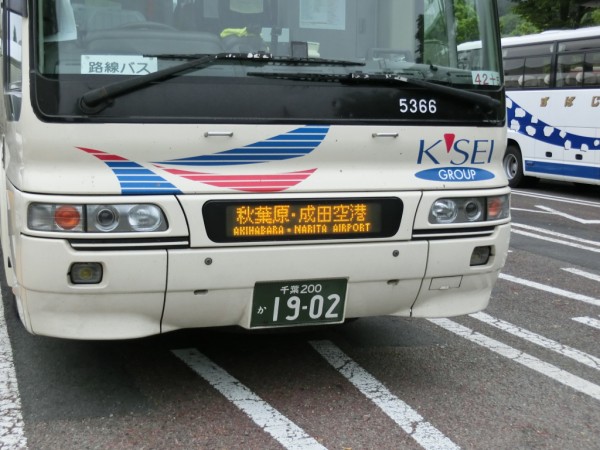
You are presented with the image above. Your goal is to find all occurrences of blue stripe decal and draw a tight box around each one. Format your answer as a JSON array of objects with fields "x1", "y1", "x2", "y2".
[
  {"x1": 119, "y1": 182, "x2": 180, "y2": 188},
  {"x1": 507, "y1": 97, "x2": 600, "y2": 151},
  {"x1": 525, "y1": 160, "x2": 600, "y2": 180},
  {"x1": 117, "y1": 175, "x2": 169, "y2": 181},
  {"x1": 100, "y1": 159, "x2": 181, "y2": 194},
  {"x1": 106, "y1": 161, "x2": 142, "y2": 168},
  {"x1": 156, "y1": 125, "x2": 330, "y2": 167},
  {"x1": 112, "y1": 168, "x2": 157, "y2": 175},
  {"x1": 205, "y1": 148, "x2": 312, "y2": 155},
  {"x1": 171, "y1": 154, "x2": 304, "y2": 162},
  {"x1": 288, "y1": 127, "x2": 329, "y2": 133}
]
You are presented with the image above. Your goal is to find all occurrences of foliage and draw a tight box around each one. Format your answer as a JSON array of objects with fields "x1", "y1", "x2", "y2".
[
  {"x1": 510, "y1": 0, "x2": 600, "y2": 29},
  {"x1": 500, "y1": 13, "x2": 539, "y2": 36},
  {"x1": 581, "y1": 8, "x2": 600, "y2": 26},
  {"x1": 454, "y1": 0, "x2": 480, "y2": 43}
]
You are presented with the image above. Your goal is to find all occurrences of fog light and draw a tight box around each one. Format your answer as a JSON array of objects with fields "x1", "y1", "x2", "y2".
[
  {"x1": 70, "y1": 263, "x2": 103, "y2": 284},
  {"x1": 470, "y1": 246, "x2": 491, "y2": 266}
]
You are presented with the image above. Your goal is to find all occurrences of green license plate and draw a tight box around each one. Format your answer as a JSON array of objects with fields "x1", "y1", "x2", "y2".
[{"x1": 251, "y1": 278, "x2": 347, "y2": 328}]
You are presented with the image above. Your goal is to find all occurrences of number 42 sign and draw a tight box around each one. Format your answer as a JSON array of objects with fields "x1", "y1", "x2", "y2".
[{"x1": 472, "y1": 71, "x2": 501, "y2": 86}]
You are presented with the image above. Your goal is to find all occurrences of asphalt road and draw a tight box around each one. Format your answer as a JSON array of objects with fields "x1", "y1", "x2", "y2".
[{"x1": 1, "y1": 180, "x2": 599, "y2": 450}]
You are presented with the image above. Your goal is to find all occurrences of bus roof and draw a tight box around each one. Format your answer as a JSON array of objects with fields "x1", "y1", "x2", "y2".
[
  {"x1": 457, "y1": 26, "x2": 600, "y2": 52},
  {"x1": 500, "y1": 26, "x2": 600, "y2": 47}
]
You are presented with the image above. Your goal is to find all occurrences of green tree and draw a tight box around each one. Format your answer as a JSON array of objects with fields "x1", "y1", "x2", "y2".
[
  {"x1": 500, "y1": 12, "x2": 539, "y2": 36},
  {"x1": 454, "y1": 0, "x2": 479, "y2": 43},
  {"x1": 511, "y1": 0, "x2": 600, "y2": 29}
]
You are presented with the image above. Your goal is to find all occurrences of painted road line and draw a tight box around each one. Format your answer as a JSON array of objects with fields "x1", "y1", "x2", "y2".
[
  {"x1": 0, "y1": 298, "x2": 27, "y2": 449},
  {"x1": 172, "y1": 348, "x2": 326, "y2": 450},
  {"x1": 470, "y1": 312, "x2": 600, "y2": 371},
  {"x1": 310, "y1": 340, "x2": 460, "y2": 450},
  {"x1": 562, "y1": 268, "x2": 600, "y2": 283},
  {"x1": 499, "y1": 273, "x2": 600, "y2": 307},
  {"x1": 511, "y1": 190, "x2": 600, "y2": 208},
  {"x1": 429, "y1": 319, "x2": 600, "y2": 402},
  {"x1": 511, "y1": 228, "x2": 600, "y2": 253},
  {"x1": 534, "y1": 205, "x2": 600, "y2": 225},
  {"x1": 510, "y1": 207, "x2": 552, "y2": 214},
  {"x1": 572, "y1": 316, "x2": 600, "y2": 331},
  {"x1": 510, "y1": 224, "x2": 600, "y2": 253},
  {"x1": 511, "y1": 222, "x2": 600, "y2": 248}
]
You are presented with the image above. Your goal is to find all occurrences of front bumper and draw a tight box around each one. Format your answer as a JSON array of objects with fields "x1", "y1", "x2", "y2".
[{"x1": 13, "y1": 222, "x2": 509, "y2": 339}]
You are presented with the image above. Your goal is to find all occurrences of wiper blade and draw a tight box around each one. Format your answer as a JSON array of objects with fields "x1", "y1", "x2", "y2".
[
  {"x1": 354, "y1": 73, "x2": 502, "y2": 110},
  {"x1": 248, "y1": 71, "x2": 501, "y2": 111},
  {"x1": 79, "y1": 52, "x2": 272, "y2": 113},
  {"x1": 79, "y1": 53, "x2": 365, "y2": 113},
  {"x1": 147, "y1": 53, "x2": 365, "y2": 67}
]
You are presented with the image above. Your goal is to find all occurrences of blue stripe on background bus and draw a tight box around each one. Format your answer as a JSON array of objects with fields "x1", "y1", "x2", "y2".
[
  {"x1": 525, "y1": 161, "x2": 600, "y2": 180},
  {"x1": 415, "y1": 167, "x2": 495, "y2": 182},
  {"x1": 507, "y1": 99, "x2": 600, "y2": 152}
]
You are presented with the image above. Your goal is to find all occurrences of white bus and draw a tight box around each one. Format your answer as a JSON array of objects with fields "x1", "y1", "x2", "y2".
[
  {"x1": 0, "y1": 0, "x2": 510, "y2": 339},
  {"x1": 460, "y1": 27, "x2": 600, "y2": 187}
]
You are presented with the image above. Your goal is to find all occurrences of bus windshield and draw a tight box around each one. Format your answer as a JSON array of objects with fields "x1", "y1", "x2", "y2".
[{"x1": 34, "y1": 0, "x2": 503, "y2": 120}]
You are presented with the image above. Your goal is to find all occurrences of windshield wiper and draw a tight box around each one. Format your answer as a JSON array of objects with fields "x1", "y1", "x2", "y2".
[
  {"x1": 148, "y1": 53, "x2": 365, "y2": 67},
  {"x1": 79, "y1": 53, "x2": 364, "y2": 113},
  {"x1": 358, "y1": 73, "x2": 502, "y2": 110},
  {"x1": 247, "y1": 71, "x2": 501, "y2": 111},
  {"x1": 79, "y1": 53, "x2": 259, "y2": 113}
]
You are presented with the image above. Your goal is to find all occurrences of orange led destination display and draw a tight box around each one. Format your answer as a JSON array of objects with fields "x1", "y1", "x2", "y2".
[
  {"x1": 231, "y1": 202, "x2": 376, "y2": 237},
  {"x1": 203, "y1": 198, "x2": 403, "y2": 242}
]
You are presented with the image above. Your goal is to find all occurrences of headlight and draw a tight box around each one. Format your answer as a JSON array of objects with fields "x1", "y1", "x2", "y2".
[
  {"x1": 28, "y1": 203, "x2": 168, "y2": 233},
  {"x1": 430, "y1": 199, "x2": 458, "y2": 224},
  {"x1": 429, "y1": 195, "x2": 509, "y2": 225},
  {"x1": 128, "y1": 205, "x2": 163, "y2": 232},
  {"x1": 91, "y1": 206, "x2": 120, "y2": 232}
]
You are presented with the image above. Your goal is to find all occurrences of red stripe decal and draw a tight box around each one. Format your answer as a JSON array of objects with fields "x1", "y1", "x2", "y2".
[{"x1": 161, "y1": 167, "x2": 317, "y2": 192}]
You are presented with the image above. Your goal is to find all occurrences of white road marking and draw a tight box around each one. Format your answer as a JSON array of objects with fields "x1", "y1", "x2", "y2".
[
  {"x1": 499, "y1": 273, "x2": 600, "y2": 307},
  {"x1": 562, "y1": 268, "x2": 600, "y2": 283},
  {"x1": 470, "y1": 312, "x2": 600, "y2": 371},
  {"x1": 0, "y1": 298, "x2": 27, "y2": 449},
  {"x1": 511, "y1": 228, "x2": 600, "y2": 253},
  {"x1": 535, "y1": 205, "x2": 600, "y2": 224},
  {"x1": 510, "y1": 223, "x2": 600, "y2": 253},
  {"x1": 172, "y1": 348, "x2": 326, "y2": 450},
  {"x1": 310, "y1": 340, "x2": 460, "y2": 450},
  {"x1": 511, "y1": 190, "x2": 600, "y2": 208},
  {"x1": 572, "y1": 316, "x2": 600, "y2": 330},
  {"x1": 511, "y1": 223, "x2": 600, "y2": 247},
  {"x1": 510, "y1": 207, "x2": 552, "y2": 214},
  {"x1": 429, "y1": 319, "x2": 600, "y2": 401}
]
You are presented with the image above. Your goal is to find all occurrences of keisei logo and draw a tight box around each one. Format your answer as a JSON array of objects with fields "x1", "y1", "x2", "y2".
[{"x1": 415, "y1": 133, "x2": 496, "y2": 182}]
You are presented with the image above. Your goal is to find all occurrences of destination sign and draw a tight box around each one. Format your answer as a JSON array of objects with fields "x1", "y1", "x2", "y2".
[{"x1": 203, "y1": 198, "x2": 403, "y2": 242}]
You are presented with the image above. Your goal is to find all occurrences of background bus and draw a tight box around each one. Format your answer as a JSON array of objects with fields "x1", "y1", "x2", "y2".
[
  {"x1": 460, "y1": 27, "x2": 600, "y2": 187},
  {"x1": 0, "y1": 0, "x2": 510, "y2": 339}
]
